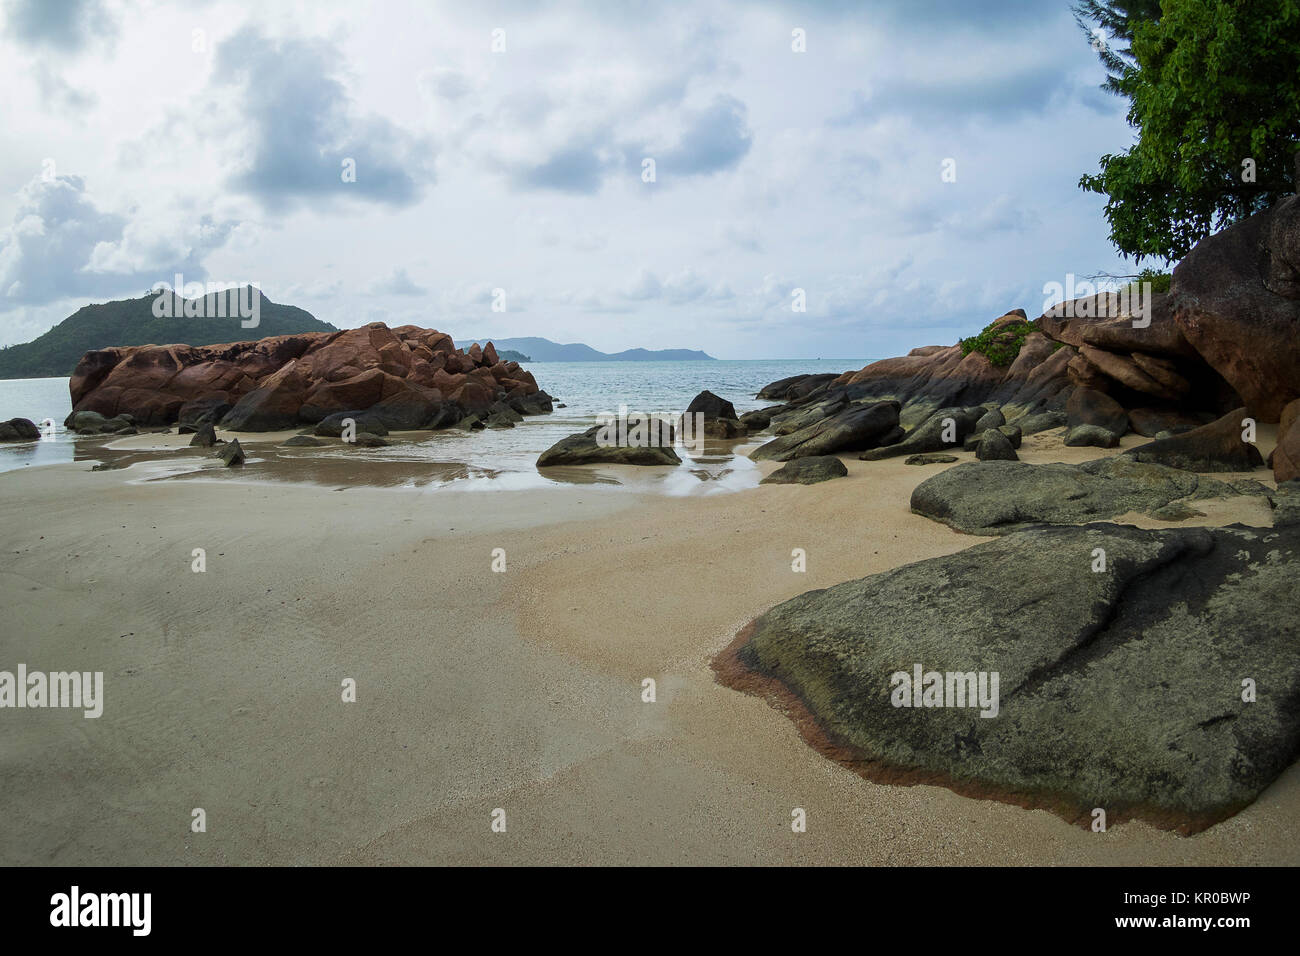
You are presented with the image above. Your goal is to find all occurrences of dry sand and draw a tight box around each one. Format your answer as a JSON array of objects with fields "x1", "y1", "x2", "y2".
[{"x1": 0, "y1": 427, "x2": 1295, "y2": 865}]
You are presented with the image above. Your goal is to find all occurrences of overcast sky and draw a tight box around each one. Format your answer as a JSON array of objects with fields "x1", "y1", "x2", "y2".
[{"x1": 0, "y1": 0, "x2": 1137, "y2": 359}]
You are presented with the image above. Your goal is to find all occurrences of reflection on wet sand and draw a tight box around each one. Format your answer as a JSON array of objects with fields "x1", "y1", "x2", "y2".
[{"x1": 55, "y1": 427, "x2": 764, "y2": 494}]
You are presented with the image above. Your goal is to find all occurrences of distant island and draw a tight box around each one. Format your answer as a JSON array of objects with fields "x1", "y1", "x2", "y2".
[
  {"x1": 497, "y1": 349, "x2": 531, "y2": 362},
  {"x1": 469, "y1": 336, "x2": 714, "y2": 362},
  {"x1": 0, "y1": 289, "x2": 336, "y2": 380}
]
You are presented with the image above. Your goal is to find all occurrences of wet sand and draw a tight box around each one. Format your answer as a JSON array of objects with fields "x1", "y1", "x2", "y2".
[{"x1": 0, "y1": 427, "x2": 1295, "y2": 865}]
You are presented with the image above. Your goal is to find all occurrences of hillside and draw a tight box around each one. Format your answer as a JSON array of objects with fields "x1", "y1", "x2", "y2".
[
  {"x1": 472, "y1": 336, "x2": 714, "y2": 361},
  {"x1": 0, "y1": 288, "x2": 337, "y2": 379}
]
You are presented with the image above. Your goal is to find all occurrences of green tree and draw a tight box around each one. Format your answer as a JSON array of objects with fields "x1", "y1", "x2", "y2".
[
  {"x1": 1072, "y1": 0, "x2": 1164, "y2": 96},
  {"x1": 1078, "y1": 0, "x2": 1300, "y2": 264}
]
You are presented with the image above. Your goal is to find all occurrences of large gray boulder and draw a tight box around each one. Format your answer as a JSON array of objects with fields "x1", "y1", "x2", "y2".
[
  {"x1": 910, "y1": 457, "x2": 1268, "y2": 535},
  {"x1": 684, "y1": 390, "x2": 739, "y2": 422},
  {"x1": 721, "y1": 522, "x2": 1300, "y2": 831},
  {"x1": 760, "y1": 455, "x2": 848, "y2": 485},
  {"x1": 750, "y1": 401, "x2": 899, "y2": 462},
  {"x1": 64, "y1": 410, "x2": 108, "y2": 432},
  {"x1": 537, "y1": 424, "x2": 681, "y2": 467},
  {"x1": 1064, "y1": 424, "x2": 1120, "y2": 448},
  {"x1": 975, "y1": 428, "x2": 1017, "y2": 461},
  {"x1": 0, "y1": 418, "x2": 41, "y2": 441}
]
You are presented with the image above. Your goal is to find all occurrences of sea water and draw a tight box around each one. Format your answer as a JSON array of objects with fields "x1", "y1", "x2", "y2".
[{"x1": 0, "y1": 359, "x2": 869, "y2": 487}]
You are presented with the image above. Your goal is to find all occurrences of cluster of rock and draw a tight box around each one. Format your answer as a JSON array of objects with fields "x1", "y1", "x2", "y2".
[
  {"x1": 718, "y1": 521, "x2": 1300, "y2": 832},
  {"x1": 64, "y1": 323, "x2": 552, "y2": 433},
  {"x1": 706, "y1": 182, "x2": 1300, "y2": 833},
  {"x1": 742, "y1": 186, "x2": 1300, "y2": 483},
  {"x1": 534, "y1": 388, "x2": 750, "y2": 468},
  {"x1": 65, "y1": 410, "x2": 140, "y2": 436}
]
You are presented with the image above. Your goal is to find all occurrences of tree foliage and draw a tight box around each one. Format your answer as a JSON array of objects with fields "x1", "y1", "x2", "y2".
[
  {"x1": 1072, "y1": 0, "x2": 1165, "y2": 96},
  {"x1": 1077, "y1": 0, "x2": 1300, "y2": 263}
]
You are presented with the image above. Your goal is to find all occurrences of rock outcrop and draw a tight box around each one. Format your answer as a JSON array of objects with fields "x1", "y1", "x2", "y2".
[
  {"x1": 716, "y1": 522, "x2": 1300, "y2": 832},
  {"x1": 859, "y1": 406, "x2": 982, "y2": 461},
  {"x1": 910, "y1": 458, "x2": 1268, "y2": 535},
  {"x1": 1172, "y1": 192, "x2": 1300, "y2": 421},
  {"x1": 750, "y1": 401, "x2": 899, "y2": 461},
  {"x1": 65, "y1": 324, "x2": 547, "y2": 432},
  {"x1": 752, "y1": 194, "x2": 1300, "y2": 458}
]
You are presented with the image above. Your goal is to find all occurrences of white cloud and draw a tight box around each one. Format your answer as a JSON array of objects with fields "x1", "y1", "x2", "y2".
[{"x1": 0, "y1": 0, "x2": 1136, "y2": 359}]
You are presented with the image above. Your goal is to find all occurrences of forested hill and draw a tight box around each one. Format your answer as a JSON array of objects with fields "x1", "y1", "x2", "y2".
[{"x1": 0, "y1": 289, "x2": 336, "y2": 379}]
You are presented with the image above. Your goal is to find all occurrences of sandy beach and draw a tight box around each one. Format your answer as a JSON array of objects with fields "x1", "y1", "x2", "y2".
[{"x1": 2, "y1": 426, "x2": 1294, "y2": 866}]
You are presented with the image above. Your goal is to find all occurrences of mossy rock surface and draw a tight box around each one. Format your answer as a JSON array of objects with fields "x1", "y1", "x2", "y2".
[{"x1": 730, "y1": 521, "x2": 1300, "y2": 831}]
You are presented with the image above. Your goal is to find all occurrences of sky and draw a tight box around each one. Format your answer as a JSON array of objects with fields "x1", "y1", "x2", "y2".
[{"x1": 0, "y1": 0, "x2": 1139, "y2": 360}]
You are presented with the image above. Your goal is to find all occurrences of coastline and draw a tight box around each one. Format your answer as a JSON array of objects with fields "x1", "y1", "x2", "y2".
[{"x1": 2, "y1": 427, "x2": 1293, "y2": 865}]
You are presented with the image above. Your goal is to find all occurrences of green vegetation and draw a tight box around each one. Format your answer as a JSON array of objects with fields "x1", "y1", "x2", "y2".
[
  {"x1": 1131, "y1": 267, "x2": 1172, "y2": 293},
  {"x1": 1072, "y1": 1, "x2": 1164, "y2": 97},
  {"x1": 959, "y1": 318, "x2": 1038, "y2": 367},
  {"x1": 1076, "y1": 0, "x2": 1300, "y2": 263},
  {"x1": 498, "y1": 349, "x2": 531, "y2": 362},
  {"x1": 0, "y1": 289, "x2": 336, "y2": 379}
]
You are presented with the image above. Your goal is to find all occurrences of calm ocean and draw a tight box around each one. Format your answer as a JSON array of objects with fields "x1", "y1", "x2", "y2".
[{"x1": 0, "y1": 359, "x2": 868, "y2": 483}]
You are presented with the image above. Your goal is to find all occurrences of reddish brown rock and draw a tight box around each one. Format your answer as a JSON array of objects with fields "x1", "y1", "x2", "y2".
[
  {"x1": 1079, "y1": 344, "x2": 1183, "y2": 400},
  {"x1": 1039, "y1": 292, "x2": 1195, "y2": 359},
  {"x1": 1067, "y1": 387, "x2": 1129, "y2": 436},
  {"x1": 1067, "y1": 352, "x2": 1110, "y2": 391},
  {"x1": 69, "y1": 347, "x2": 126, "y2": 406},
  {"x1": 1130, "y1": 353, "x2": 1192, "y2": 395},
  {"x1": 1172, "y1": 193, "x2": 1300, "y2": 421},
  {"x1": 65, "y1": 322, "x2": 541, "y2": 432}
]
